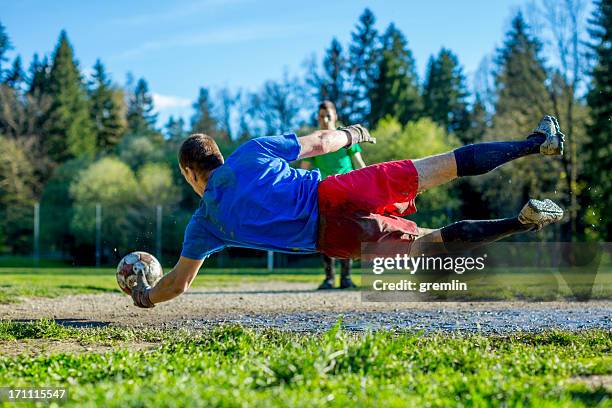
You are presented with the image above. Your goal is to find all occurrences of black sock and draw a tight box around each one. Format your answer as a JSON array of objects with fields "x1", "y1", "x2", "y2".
[
  {"x1": 440, "y1": 218, "x2": 533, "y2": 251},
  {"x1": 454, "y1": 135, "x2": 545, "y2": 177},
  {"x1": 323, "y1": 255, "x2": 335, "y2": 280},
  {"x1": 340, "y1": 259, "x2": 352, "y2": 279}
]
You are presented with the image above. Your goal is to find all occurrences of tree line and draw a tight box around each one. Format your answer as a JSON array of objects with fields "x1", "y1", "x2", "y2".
[{"x1": 0, "y1": 1, "x2": 610, "y2": 264}]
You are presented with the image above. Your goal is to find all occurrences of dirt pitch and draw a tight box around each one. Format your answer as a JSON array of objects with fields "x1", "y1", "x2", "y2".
[{"x1": 1, "y1": 281, "x2": 610, "y2": 333}]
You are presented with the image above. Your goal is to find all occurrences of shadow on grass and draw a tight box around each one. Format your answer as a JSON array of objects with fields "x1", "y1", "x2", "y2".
[
  {"x1": 570, "y1": 388, "x2": 610, "y2": 405},
  {"x1": 57, "y1": 285, "x2": 115, "y2": 293},
  {"x1": 54, "y1": 318, "x2": 111, "y2": 328},
  {"x1": 186, "y1": 289, "x2": 324, "y2": 295},
  {"x1": 12, "y1": 318, "x2": 110, "y2": 329}
]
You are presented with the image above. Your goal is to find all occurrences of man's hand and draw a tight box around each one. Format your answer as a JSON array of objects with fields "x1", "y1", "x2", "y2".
[
  {"x1": 131, "y1": 269, "x2": 155, "y2": 308},
  {"x1": 339, "y1": 124, "x2": 376, "y2": 148}
]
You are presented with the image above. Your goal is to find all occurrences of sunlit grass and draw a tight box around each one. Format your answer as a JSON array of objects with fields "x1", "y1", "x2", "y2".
[
  {"x1": 0, "y1": 319, "x2": 609, "y2": 407},
  {"x1": 0, "y1": 268, "x2": 325, "y2": 303},
  {"x1": 0, "y1": 265, "x2": 610, "y2": 303}
]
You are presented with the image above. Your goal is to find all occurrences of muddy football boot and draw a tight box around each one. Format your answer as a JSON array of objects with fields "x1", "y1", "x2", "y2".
[
  {"x1": 518, "y1": 198, "x2": 564, "y2": 230},
  {"x1": 339, "y1": 277, "x2": 357, "y2": 289},
  {"x1": 528, "y1": 115, "x2": 565, "y2": 155},
  {"x1": 317, "y1": 278, "x2": 335, "y2": 290}
]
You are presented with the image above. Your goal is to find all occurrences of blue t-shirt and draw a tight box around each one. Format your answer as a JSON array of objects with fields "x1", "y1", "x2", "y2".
[{"x1": 181, "y1": 134, "x2": 322, "y2": 260}]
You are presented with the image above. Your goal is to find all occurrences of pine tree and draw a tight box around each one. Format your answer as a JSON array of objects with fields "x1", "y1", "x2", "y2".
[
  {"x1": 317, "y1": 38, "x2": 350, "y2": 122},
  {"x1": 5, "y1": 56, "x2": 24, "y2": 89},
  {"x1": 237, "y1": 115, "x2": 251, "y2": 141},
  {"x1": 191, "y1": 87, "x2": 223, "y2": 140},
  {"x1": 494, "y1": 14, "x2": 551, "y2": 128},
  {"x1": 456, "y1": 97, "x2": 491, "y2": 219},
  {"x1": 369, "y1": 24, "x2": 421, "y2": 126},
  {"x1": 348, "y1": 8, "x2": 380, "y2": 125},
  {"x1": 236, "y1": 92, "x2": 253, "y2": 141},
  {"x1": 423, "y1": 48, "x2": 470, "y2": 138},
  {"x1": 585, "y1": 0, "x2": 612, "y2": 240},
  {"x1": 480, "y1": 13, "x2": 560, "y2": 235},
  {"x1": 0, "y1": 21, "x2": 12, "y2": 79},
  {"x1": 249, "y1": 73, "x2": 304, "y2": 136},
  {"x1": 89, "y1": 59, "x2": 127, "y2": 152},
  {"x1": 462, "y1": 96, "x2": 488, "y2": 145},
  {"x1": 218, "y1": 87, "x2": 234, "y2": 140},
  {"x1": 165, "y1": 115, "x2": 186, "y2": 144},
  {"x1": 27, "y1": 54, "x2": 50, "y2": 95},
  {"x1": 0, "y1": 56, "x2": 28, "y2": 138},
  {"x1": 126, "y1": 77, "x2": 157, "y2": 135},
  {"x1": 46, "y1": 31, "x2": 96, "y2": 162},
  {"x1": 24, "y1": 54, "x2": 52, "y2": 150}
]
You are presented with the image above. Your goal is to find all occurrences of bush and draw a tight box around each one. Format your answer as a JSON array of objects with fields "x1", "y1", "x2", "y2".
[
  {"x1": 69, "y1": 157, "x2": 138, "y2": 261},
  {"x1": 0, "y1": 136, "x2": 37, "y2": 254},
  {"x1": 119, "y1": 134, "x2": 164, "y2": 170}
]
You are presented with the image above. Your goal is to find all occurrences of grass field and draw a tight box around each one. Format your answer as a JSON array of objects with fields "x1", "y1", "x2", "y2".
[
  {"x1": 0, "y1": 320, "x2": 610, "y2": 407},
  {"x1": 1, "y1": 266, "x2": 610, "y2": 303},
  {"x1": 0, "y1": 268, "x2": 610, "y2": 406},
  {"x1": 0, "y1": 267, "x2": 325, "y2": 304}
]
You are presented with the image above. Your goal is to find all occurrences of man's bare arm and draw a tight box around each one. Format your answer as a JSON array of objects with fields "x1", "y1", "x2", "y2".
[
  {"x1": 148, "y1": 256, "x2": 203, "y2": 304},
  {"x1": 297, "y1": 125, "x2": 375, "y2": 160},
  {"x1": 297, "y1": 130, "x2": 349, "y2": 160}
]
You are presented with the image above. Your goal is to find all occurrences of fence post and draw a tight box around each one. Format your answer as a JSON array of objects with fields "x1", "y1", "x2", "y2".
[
  {"x1": 95, "y1": 203, "x2": 101, "y2": 268},
  {"x1": 33, "y1": 202, "x2": 40, "y2": 268},
  {"x1": 267, "y1": 251, "x2": 274, "y2": 272},
  {"x1": 156, "y1": 205, "x2": 162, "y2": 263}
]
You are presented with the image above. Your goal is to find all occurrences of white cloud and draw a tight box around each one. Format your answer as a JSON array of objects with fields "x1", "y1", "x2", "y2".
[
  {"x1": 112, "y1": 22, "x2": 311, "y2": 59},
  {"x1": 111, "y1": 0, "x2": 251, "y2": 26},
  {"x1": 81, "y1": 67, "x2": 95, "y2": 80},
  {"x1": 152, "y1": 93, "x2": 191, "y2": 110}
]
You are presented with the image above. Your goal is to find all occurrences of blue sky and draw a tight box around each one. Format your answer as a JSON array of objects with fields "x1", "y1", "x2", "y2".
[{"x1": 1, "y1": 0, "x2": 572, "y2": 126}]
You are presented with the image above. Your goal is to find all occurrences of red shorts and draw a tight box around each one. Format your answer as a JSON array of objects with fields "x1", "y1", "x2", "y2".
[{"x1": 316, "y1": 160, "x2": 420, "y2": 259}]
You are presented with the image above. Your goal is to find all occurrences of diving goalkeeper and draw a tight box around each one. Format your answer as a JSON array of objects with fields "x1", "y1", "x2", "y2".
[{"x1": 131, "y1": 116, "x2": 565, "y2": 308}]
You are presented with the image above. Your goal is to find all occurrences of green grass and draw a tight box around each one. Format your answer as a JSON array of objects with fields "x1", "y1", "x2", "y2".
[
  {"x1": 0, "y1": 256, "x2": 71, "y2": 268},
  {"x1": 0, "y1": 319, "x2": 175, "y2": 344},
  {"x1": 0, "y1": 320, "x2": 609, "y2": 407},
  {"x1": 0, "y1": 265, "x2": 610, "y2": 303},
  {"x1": 0, "y1": 267, "x2": 325, "y2": 304}
]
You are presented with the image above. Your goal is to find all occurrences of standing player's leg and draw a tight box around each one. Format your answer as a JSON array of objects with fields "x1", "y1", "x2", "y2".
[
  {"x1": 318, "y1": 255, "x2": 336, "y2": 290},
  {"x1": 409, "y1": 198, "x2": 564, "y2": 256},
  {"x1": 339, "y1": 259, "x2": 356, "y2": 289},
  {"x1": 413, "y1": 116, "x2": 564, "y2": 192}
]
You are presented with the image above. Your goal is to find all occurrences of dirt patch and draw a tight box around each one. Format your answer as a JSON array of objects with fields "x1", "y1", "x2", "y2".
[
  {"x1": 0, "y1": 281, "x2": 609, "y2": 330},
  {"x1": 568, "y1": 375, "x2": 612, "y2": 392},
  {"x1": 0, "y1": 339, "x2": 157, "y2": 357}
]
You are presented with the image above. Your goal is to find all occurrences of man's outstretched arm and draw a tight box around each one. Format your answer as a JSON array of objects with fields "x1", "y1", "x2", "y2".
[
  {"x1": 132, "y1": 256, "x2": 203, "y2": 307},
  {"x1": 297, "y1": 125, "x2": 375, "y2": 160}
]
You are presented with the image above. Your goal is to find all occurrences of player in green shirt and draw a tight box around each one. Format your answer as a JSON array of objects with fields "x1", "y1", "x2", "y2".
[{"x1": 302, "y1": 101, "x2": 367, "y2": 289}]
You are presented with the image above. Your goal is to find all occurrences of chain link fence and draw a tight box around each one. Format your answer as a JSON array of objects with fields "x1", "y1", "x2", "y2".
[
  {"x1": 0, "y1": 202, "x2": 562, "y2": 268},
  {"x1": 0, "y1": 202, "x2": 310, "y2": 268}
]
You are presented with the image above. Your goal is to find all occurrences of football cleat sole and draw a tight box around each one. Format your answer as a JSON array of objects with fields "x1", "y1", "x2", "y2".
[
  {"x1": 518, "y1": 198, "x2": 564, "y2": 230},
  {"x1": 531, "y1": 115, "x2": 564, "y2": 155}
]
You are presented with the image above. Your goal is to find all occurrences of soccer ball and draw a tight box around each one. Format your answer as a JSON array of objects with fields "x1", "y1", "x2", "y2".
[{"x1": 116, "y1": 251, "x2": 163, "y2": 296}]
